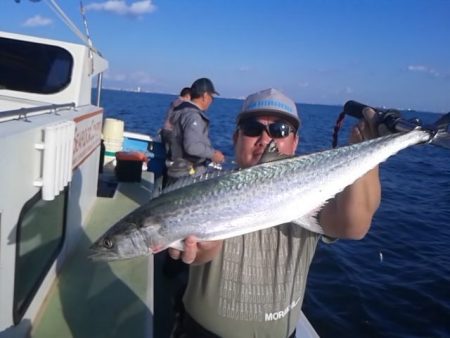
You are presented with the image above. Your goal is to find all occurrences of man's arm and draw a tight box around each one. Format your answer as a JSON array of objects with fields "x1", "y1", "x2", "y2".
[{"x1": 319, "y1": 108, "x2": 382, "y2": 239}]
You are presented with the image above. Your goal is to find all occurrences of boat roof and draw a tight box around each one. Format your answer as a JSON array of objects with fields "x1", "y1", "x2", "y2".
[{"x1": 0, "y1": 30, "x2": 108, "y2": 110}]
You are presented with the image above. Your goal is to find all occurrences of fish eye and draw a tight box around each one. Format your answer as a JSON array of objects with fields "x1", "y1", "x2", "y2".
[{"x1": 103, "y1": 238, "x2": 114, "y2": 249}]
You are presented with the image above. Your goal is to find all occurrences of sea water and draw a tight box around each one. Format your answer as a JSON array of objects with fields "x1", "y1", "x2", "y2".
[{"x1": 102, "y1": 89, "x2": 450, "y2": 338}]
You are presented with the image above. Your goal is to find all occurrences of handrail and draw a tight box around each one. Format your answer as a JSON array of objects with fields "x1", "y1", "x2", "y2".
[{"x1": 0, "y1": 102, "x2": 76, "y2": 123}]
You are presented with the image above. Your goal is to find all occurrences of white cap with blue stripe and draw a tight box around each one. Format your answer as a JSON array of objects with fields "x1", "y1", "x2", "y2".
[{"x1": 237, "y1": 88, "x2": 300, "y2": 129}]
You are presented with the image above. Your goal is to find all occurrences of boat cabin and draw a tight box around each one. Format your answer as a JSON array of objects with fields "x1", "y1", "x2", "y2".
[{"x1": 0, "y1": 30, "x2": 156, "y2": 338}]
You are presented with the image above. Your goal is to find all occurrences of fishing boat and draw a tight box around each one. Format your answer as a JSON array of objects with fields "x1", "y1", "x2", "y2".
[{"x1": 0, "y1": 2, "x2": 318, "y2": 337}]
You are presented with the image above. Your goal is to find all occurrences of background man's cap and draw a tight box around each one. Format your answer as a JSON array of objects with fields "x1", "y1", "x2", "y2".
[
  {"x1": 190, "y1": 78, "x2": 219, "y2": 96},
  {"x1": 237, "y1": 88, "x2": 300, "y2": 130}
]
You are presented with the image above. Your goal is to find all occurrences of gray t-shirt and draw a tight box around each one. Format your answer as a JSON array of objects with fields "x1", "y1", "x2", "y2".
[{"x1": 183, "y1": 223, "x2": 320, "y2": 338}]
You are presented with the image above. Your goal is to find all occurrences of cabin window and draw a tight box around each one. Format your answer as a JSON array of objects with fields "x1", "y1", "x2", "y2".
[
  {"x1": 0, "y1": 37, "x2": 73, "y2": 94},
  {"x1": 13, "y1": 189, "x2": 67, "y2": 324}
]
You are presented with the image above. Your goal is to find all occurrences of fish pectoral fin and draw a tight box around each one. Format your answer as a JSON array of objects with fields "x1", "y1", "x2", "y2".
[
  {"x1": 292, "y1": 211, "x2": 338, "y2": 243},
  {"x1": 292, "y1": 208, "x2": 324, "y2": 234},
  {"x1": 168, "y1": 240, "x2": 185, "y2": 251}
]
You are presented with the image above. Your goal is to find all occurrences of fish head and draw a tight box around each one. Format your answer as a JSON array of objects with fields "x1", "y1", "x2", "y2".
[
  {"x1": 88, "y1": 219, "x2": 150, "y2": 262},
  {"x1": 258, "y1": 140, "x2": 292, "y2": 164}
]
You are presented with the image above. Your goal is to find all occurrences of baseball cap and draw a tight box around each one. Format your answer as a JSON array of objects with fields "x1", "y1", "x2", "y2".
[
  {"x1": 237, "y1": 88, "x2": 300, "y2": 130},
  {"x1": 190, "y1": 78, "x2": 219, "y2": 96}
]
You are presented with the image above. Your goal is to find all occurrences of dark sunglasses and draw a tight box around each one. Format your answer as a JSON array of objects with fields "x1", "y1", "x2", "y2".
[{"x1": 238, "y1": 119, "x2": 295, "y2": 138}]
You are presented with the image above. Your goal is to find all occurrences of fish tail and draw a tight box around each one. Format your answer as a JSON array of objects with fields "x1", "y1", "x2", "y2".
[{"x1": 429, "y1": 112, "x2": 450, "y2": 149}]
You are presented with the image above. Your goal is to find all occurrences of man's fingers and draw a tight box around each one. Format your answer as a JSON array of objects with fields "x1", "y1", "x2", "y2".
[
  {"x1": 377, "y1": 124, "x2": 391, "y2": 136},
  {"x1": 349, "y1": 107, "x2": 379, "y2": 144},
  {"x1": 362, "y1": 107, "x2": 379, "y2": 137},
  {"x1": 167, "y1": 236, "x2": 200, "y2": 264},
  {"x1": 168, "y1": 247, "x2": 181, "y2": 260},
  {"x1": 362, "y1": 107, "x2": 377, "y2": 123},
  {"x1": 363, "y1": 107, "x2": 395, "y2": 137},
  {"x1": 181, "y1": 236, "x2": 198, "y2": 264},
  {"x1": 167, "y1": 237, "x2": 220, "y2": 265}
]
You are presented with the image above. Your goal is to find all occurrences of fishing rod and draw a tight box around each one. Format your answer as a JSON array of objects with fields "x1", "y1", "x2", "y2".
[
  {"x1": 332, "y1": 100, "x2": 450, "y2": 149},
  {"x1": 344, "y1": 100, "x2": 423, "y2": 133}
]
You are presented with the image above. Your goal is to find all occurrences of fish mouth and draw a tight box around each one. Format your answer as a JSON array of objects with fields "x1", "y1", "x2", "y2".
[
  {"x1": 87, "y1": 248, "x2": 119, "y2": 262},
  {"x1": 87, "y1": 245, "x2": 153, "y2": 262}
]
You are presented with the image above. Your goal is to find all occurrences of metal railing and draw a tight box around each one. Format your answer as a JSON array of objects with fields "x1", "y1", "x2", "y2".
[{"x1": 0, "y1": 102, "x2": 76, "y2": 123}]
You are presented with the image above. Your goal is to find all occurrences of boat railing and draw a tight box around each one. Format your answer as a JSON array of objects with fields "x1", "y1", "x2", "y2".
[
  {"x1": 123, "y1": 131, "x2": 153, "y2": 142},
  {"x1": 0, "y1": 102, "x2": 76, "y2": 123}
]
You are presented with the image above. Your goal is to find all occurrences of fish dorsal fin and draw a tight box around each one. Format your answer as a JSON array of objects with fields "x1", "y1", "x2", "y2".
[
  {"x1": 162, "y1": 141, "x2": 291, "y2": 194},
  {"x1": 161, "y1": 168, "x2": 238, "y2": 194},
  {"x1": 258, "y1": 140, "x2": 293, "y2": 164}
]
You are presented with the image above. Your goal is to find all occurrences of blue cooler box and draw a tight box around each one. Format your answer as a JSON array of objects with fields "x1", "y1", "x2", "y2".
[{"x1": 147, "y1": 141, "x2": 167, "y2": 178}]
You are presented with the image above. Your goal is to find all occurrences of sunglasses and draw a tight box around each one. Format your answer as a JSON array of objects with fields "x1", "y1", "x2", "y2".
[{"x1": 238, "y1": 119, "x2": 295, "y2": 138}]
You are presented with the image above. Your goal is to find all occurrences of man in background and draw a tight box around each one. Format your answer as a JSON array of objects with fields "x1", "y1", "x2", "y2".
[
  {"x1": 160, "y1": 87, "x2": 191, "y2": 162},
  {"x1": 159, "y1": 78, "x2": 226, "y2": 311},
  {"x1": 166, "y1": 77, "x2": 225, "y2": 183}
]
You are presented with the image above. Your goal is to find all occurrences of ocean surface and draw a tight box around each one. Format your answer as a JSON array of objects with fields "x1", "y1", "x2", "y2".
[{"x1": 102, "y1": 89, "x2": 450, "y2": 338}]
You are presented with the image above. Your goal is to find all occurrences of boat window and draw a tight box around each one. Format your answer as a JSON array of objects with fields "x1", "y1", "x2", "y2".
[
  {"x1": 13, "y1": 189, "x2": 68, "y2": 325},
  {"x1": 0, "y1": 37, "x2": 73, "y2": 94}
]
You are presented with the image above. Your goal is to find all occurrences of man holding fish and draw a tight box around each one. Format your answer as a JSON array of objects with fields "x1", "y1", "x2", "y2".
[
  {"x1": 168, "y1": 88, "x2": 381, "y2": 338},
  {"x1": 90, "y1": 85, "x2": 449, "y2": 336}
]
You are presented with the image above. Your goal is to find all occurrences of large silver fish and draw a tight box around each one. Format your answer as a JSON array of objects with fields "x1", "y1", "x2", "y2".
[{"x1": 89, "y1": 122, "x2": 449, "y2": 261}]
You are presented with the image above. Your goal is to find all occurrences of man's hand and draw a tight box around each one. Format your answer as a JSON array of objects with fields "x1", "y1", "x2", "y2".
[
  {"x1": 350, "y1": 107, "x2": 393, "y2": 144},
  {"x1": 324, "y1": 106, "x2": 381, "y2": 240},
  {"x1": 349, "y1": 107, "x2": 379, "y2": 143},
  {"x1": 167, "y1": 236, "x2": 223, "y2": 265},
  {"x1": 212, "y1": 150, "x2": 225, "y2": 164}
]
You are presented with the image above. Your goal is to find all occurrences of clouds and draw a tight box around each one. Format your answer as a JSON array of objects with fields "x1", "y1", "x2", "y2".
[
  {"x1": 297, "y1": 81, "x2": 309, "y2": 88},
  {"x1": 85, "y1": 0, "x2": 156, "y2": 17},
  {"x1": 23, "y1": 15, "x2": 52, "y2": 27},
  {"x1": 104, "y1": 70, "x2": 156, "y2": 88},
  {"x1": 408, "y1": 65, "x2": 441, "y2": 78}
]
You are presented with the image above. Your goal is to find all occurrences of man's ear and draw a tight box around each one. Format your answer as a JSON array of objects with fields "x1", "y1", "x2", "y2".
[{"x1": 291, "y1": 134, "x2": 299, "y2": 153}]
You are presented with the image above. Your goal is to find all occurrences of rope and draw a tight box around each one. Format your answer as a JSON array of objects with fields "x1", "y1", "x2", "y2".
[
  {"x1": 79, "y1": 0, "x2": 94, "y2": 50},
  {"x1": 44, "y1": 0, "x2": 98, "y2": 54},
  {"x1": 79, "y1": 0, "x2": 95, "y2": 75}
]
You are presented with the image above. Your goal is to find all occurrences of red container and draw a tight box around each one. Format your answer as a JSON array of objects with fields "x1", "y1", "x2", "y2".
[{"x1": 115, "y1": 151, "x2": 147, "y2": 182}]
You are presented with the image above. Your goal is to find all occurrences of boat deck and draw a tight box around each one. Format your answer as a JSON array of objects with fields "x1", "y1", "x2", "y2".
[
  {"x1": 31, "y1": 171, "x2": 155, "y2": 338},
  {"x1": 29, "y1": 167, "x2": 319, "y2": 338}
]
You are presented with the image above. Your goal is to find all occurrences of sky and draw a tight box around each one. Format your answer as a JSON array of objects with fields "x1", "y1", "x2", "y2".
[{"x1": 1, "y1": 0, "x2": 450, "y2": 113}]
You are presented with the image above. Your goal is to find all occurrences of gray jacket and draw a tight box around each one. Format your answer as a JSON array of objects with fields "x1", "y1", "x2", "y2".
[{"x1": 168, "y1": 101, "x2": 215, "y2": 177}]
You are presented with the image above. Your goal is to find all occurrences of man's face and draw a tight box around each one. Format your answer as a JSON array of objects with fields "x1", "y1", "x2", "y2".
[
  {"x1": 203, "y1": 92, "x2": 214, "y2": 110},
  {"x1": 193, "y1": 92, "x2": 214, "y2": 111},
  {"x1": 234, "y1": 115, "x2": 299, "y2": 168}
]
